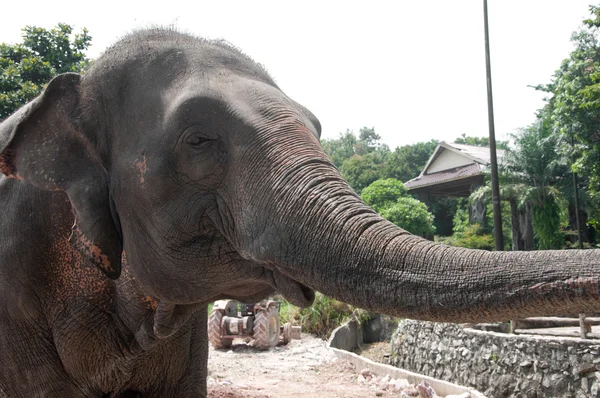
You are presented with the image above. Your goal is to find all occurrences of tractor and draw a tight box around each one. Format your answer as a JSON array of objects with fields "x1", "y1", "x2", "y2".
[{"x1": 208, "y1": 299, "x2": 301, "y2": 350}]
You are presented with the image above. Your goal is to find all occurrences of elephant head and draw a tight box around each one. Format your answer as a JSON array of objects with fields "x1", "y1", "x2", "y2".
[{"x1": 2, "y1": 28, "x2": 600, "y2": 328}]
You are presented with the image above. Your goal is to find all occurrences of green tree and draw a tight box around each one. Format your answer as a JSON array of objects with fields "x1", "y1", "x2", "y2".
[
  {"x1": 0, "y1": 23, "x2": 91, "y2": 119},
  {"x1": 533, "y1": 5, "x2": 600, "y2": 221},
  {"x1": 355, "y1": 126, "x2": 381, "y2": 155},
  {"x1": 361, "y1": 178, "x2": 435, "y2": 237},
  {"x1": 382, "y1": 140, "x2": 438, "y2": 182},
  {"x1": 320, "y1": 127, "x2": 391, "y2": 194},
  {"x1": 472, "y1": 116, "x2": 568, "y2": 250},
  {"x1": 360, "y1": 178, "x2": 408, "y2": 212},
  {"x1": 321, "y1": 130, "x2": 357, "y2": 168},
  {"x1": 340, "y1": 150, "x2": 390, "y2": 194},
  {"x1": 379, "y1": 197, "x2": 435, "y2": 237},
  {"x1": 507, "y1": 120, "x2": 569, "y2": 249},
  {"x1": 453, "y1": 133, "x2": 509, "y2": 150}
]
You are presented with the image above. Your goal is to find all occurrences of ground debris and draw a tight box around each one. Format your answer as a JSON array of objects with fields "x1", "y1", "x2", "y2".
[{"x1": 207, "y1": 334, "x2": 471, "y2": 397}]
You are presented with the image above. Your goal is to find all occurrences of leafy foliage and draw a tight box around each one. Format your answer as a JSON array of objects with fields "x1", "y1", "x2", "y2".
[
  {"x1": 0, "y1": 24, "x2": 91, "y2": 119},
  {"x1": 531, "y1": 6, "x2": 600, "y2": 224},
  {"x1": 468, "y1": 115, "x2": 569, "y2": 250},
  {"x1": 501, "y1": 122, "x2": 568, "y2": 249},
  {"x1": 321, "y1": 129, "x2": 436, "y2": 195},
  {"x1": 437, "y1": 198, "x2": 496, "y2": 250},
  {"x1": 379, "y1": 197, "x2": 435, "y2": 237},
  {"x1": 361, "y1": 178, "x2": 408, "y2": 212},
  {"x1": 341, "y1": 150, "x2": 390, "y2": 195},
  {"x1": 278, "y1": 293, "x2": 368, "y2": 339},
  {"x1": 320, "y1": 130, "x2": 358, "y2": 169},
  {"x1": 453, "y1": 133, "x2": 509, "y2": 150},
  {"x1": 361, "y1": 178, "x2": 435, "y2": 237},
  {"x1": 428, "y1": 196, "x2": 460, "y2": 237},
  {"x1": 355, "y1": 127, "x2": 382, "y2": 155},
  {"x1": 437, "y1": 224, "x2": 495, "y2": 251},
  {"x1": 382, "y1": 140, "x2": 438, "y2": 182}
]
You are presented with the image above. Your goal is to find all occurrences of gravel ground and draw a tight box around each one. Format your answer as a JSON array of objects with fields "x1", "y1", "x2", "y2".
[{"x1": 207, "y1": 335, "x2": 470, "y2": 398}]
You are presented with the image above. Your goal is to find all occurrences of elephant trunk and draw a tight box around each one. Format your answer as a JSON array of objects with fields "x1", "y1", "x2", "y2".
[{"x1": 262, "y1": 163, "x2": 600, "y2": 323}]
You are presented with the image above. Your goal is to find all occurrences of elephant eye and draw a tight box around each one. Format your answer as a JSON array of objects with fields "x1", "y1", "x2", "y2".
[{"x1": 186, "y1": 133, "x2": 213, "y2": 148}]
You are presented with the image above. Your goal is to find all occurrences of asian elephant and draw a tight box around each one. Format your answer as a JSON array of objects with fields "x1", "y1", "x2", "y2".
[{"x1": 1, "y1": 28, "x2": 600, "y2": 397}]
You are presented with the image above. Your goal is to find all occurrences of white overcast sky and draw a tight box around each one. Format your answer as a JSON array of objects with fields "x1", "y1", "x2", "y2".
[{"x1": 0, "y1": 1, "x2": 595, "y2": 149}]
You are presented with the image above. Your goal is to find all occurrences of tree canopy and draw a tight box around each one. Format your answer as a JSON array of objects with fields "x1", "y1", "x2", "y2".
[
  {"x1": 320, "y1": 128, "x2": 438, "y2": 194},
  {"x1": 533, "y1": 5, "x2": 600, "y2": 221},
  {"x1": 453, "y1": 133, "x2": 509, "y2": 150},
  {"x1": 360, "y1": 178, "x2": 408, "y2": 212},
  {"x1": 0, "y1": 23, "x2": 91, "y2": 119},
  {"x1": 382, "y1": 140, "x2": 438, "y2": 183},
  {"x1": 361, "y1": 178, "x2": 435, "y2": 237}
]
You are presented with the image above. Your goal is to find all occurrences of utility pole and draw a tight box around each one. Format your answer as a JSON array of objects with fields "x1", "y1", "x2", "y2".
[{"x1": 483, "y1": 0, "x2": 504, "y2": 251}]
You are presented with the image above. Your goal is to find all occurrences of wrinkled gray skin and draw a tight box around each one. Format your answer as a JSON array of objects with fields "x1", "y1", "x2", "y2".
[{"x1": 1, "y1": 29, "x2": 600, "y2": 397}]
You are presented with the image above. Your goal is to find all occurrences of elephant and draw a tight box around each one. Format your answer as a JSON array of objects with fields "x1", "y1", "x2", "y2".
[{"x1": 1, "y1": 27, "x2": 600, "y2": 397}]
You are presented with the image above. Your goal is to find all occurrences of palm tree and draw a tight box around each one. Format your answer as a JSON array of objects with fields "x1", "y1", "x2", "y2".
[{"x1": 472, "y1": 118, "x2": 568, "y2": 250}]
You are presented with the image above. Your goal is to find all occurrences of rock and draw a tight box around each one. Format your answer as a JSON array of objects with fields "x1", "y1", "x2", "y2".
[
  {"x1": 582, "y1": 376, "x2": 589, "y2": 393},
  {"x1": 361, "y1": 368, "x2": 374, "y2": 378},
  {"x1": 578, "y1": 363, "x2": 597, "y2": 376},
  {"x1": 592, "y1": 380, "x2": 599, "y2": 396},
  {"x1": 445, "y1": 393, "x2": 470, "y2": 398},
  {"x1": 375, "y1": 392, "x2": 383, "y2": 397},
  {"x1": 394, "y1": 378, "x2": 410, "y2": 390},
  {"x1": 400, "y1": 387, "x2": 420, "y2": 397},
  {"x1": 416, "y1": 380, "x2": 437, "y2": 398}
]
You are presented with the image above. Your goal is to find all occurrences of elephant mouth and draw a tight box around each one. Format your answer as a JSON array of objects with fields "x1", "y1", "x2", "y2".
[{"x1": 264, "y1": 268, "x2": 315, "y2": 308}]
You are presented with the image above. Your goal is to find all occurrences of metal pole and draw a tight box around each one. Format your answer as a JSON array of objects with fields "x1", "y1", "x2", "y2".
[{"x1": 483, "y1": 0, "x2": 504, "y2": 251}]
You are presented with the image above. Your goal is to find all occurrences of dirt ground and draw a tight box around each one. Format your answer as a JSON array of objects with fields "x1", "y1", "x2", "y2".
[{"x1": 207, "y1": 335, "x2": 445, "y2": 398}]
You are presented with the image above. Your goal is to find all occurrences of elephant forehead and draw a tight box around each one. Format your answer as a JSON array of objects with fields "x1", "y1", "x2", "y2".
[
  {"x1": 163, "y1": 75, "x2": 310, "y2": 133},
  {"x1": 162, "y1": 74, "x2": 289, "y2": 127}
]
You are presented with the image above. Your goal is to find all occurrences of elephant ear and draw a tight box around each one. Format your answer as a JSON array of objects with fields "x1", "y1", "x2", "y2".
[{"x1": 0, "y1": 73, "x2": 122, "y2": 279}]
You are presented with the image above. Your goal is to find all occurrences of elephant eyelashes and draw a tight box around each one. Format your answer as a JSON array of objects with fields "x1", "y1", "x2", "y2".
[{"x1": 186, "y1": 134, "x2": 213, "y2": 148}]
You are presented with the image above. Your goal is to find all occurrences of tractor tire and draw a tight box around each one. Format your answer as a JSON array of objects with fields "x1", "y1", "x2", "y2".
[
  {"x1": 253, "y1": 306, "x2": 280, "y2": 349},
  {"x1": 208, "y1": 309, "x2": 232, "y2": 350}
]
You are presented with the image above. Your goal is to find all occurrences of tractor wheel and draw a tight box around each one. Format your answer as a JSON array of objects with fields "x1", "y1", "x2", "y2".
[
  {"x1": 208, "y1": 309, "x2": 232, "y2": 349},
  {"x1": 253, "y1": 306, "x2": 280, "y2": 349}
]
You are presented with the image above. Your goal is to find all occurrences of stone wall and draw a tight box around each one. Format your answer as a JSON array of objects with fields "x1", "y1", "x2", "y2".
[{"x1": 390, "y1": 320, "x2": 600, "y2": 398}]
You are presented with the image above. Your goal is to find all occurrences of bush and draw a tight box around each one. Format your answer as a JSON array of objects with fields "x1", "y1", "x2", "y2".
[
  {"x1": 361, "y1": 178, "x2": 408, "y2": 212},
  {"x1": 278, "y1": 293, "x2": 369, "y2": 339},
  {"x1": 361, "y1": 179, "x2": 435, "y2": 237},
  {"x1": 380, "y1": 197, "x2": 436, "y2": 237},
  {"x1": 437, "y1": 223, "x2": 495, "y2": 250}
]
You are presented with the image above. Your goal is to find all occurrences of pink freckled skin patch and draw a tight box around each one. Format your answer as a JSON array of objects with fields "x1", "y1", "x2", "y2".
[
  {"x1": 134, "y1": 155, "x2": 148, "y2": 184},
  {"x1": 0, "y1": 149, "x2": 18, "y2": 178},
  {"x1": 70, "y1": 227, "x2": 115, "y2": 275},
  {"x1": 142, "y1": 295, "x2": 159, "y2": 311}
]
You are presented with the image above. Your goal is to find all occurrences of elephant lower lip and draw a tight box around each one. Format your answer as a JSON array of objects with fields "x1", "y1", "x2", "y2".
[{"x1": 265, "y1": 269, "x2": 315, "y2": 308}]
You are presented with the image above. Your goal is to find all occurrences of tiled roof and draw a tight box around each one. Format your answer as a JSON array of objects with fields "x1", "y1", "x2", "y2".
[{"x1": 404, "y1": 163, "x2": 484, "y2": 190}]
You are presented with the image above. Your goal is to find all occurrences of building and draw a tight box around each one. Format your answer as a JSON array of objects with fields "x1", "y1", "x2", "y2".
[{"x1": 404, "y1": 142, "x2": 503, "y2": 225}]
